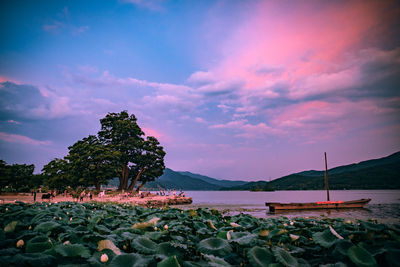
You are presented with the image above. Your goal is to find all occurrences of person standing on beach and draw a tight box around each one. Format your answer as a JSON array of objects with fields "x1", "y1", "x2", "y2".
[
  {"x1": 80, "y1": 191, "x2": 85, "y2": 202},
  {"x1": 33, "y1": 190, "x2": 36, "y2": 202}
]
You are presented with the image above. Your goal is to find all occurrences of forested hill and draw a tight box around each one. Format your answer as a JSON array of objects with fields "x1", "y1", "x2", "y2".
[
  {"x1": 145, "y1": 168, "x2": 247, "y2": 190},
  {"x1": 223, "y1": 151, "x2": 400, "y2": 191}
]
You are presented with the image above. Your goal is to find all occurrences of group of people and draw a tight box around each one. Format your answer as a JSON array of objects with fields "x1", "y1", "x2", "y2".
[
  {"x1": 79, "y1": 190, "x2": 93, "y2": 201},
  {"x1": 157, "y1": 189, "x2": 185, "y2": 197},
  {"x1": 31, "y1": 188, "x2": 56, "y2": 202}
]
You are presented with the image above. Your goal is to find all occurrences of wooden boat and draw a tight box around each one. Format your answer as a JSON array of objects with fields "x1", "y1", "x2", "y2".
[
  {"x1": 265, "y1": 198, "x2": 371, "y2": 212},
  {"x1": 265, "y1": 152, "x2": 371, "y2": 212}
]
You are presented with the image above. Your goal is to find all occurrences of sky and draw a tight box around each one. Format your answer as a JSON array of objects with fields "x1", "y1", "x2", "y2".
[{"x1": 0, "y1": 0, "x2": 399, "y2": 181}]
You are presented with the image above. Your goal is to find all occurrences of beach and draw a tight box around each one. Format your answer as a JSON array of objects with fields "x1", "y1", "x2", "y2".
[{"x1": 0, "y1": 192, "x2": 192, "y2": 207}]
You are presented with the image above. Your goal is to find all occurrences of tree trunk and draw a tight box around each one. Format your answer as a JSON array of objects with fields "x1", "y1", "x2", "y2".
[
  {"x1": 95, "y1": 182, "x2": 100, "y2": 191},
  {"x1": 119, "y1": 165, "x2": 129, "y2": 191},
  {"x1": 127, "y1": 168, "x2": 145, "y2": 191},
  {"x1": 136, "y1": 181, "x2": 146, "y2": 192}
]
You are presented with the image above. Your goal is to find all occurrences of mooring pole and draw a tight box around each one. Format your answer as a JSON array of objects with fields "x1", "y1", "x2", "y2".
[{"x1": 324, "y1": 152, "x2": 330, "y2": 201}]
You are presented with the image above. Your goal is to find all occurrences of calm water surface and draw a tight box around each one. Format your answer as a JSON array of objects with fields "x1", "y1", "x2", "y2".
[{"x1": 174, "y1": 190, "x2": 400, "y2": 222}]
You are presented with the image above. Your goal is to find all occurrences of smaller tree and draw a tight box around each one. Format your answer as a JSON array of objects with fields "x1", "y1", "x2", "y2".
[
  {"x1": 42, "y1": 158, "x2": 75, "y2": 191},
  {"x1": 9, "y1": 163, "x2": 35, "y2": 192},
  {"x1": 0, "y1": 160, "x2": 11, "y2": 192},
  {"x1": 67, "y1": 135, "x2": 120, "y2": 190}
]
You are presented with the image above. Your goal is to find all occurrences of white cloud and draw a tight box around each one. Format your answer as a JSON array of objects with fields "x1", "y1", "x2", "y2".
[{"x1": 0, "y1": 132, "x2": 51, "y2": 146}]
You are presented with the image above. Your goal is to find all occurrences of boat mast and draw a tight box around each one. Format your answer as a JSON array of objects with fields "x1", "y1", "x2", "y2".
[{"x1": 324, "y1": 152, "x2": 330, "y2": 201}]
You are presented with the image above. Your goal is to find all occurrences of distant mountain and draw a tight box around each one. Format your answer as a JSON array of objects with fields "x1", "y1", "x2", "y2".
[
  {"x1": 145, "y1": 169, "x2": 222, "y2": 190},
  {"x1": 296, "y1": 151, "x2": 400, "y2": 177},
  {"x1": 223, "y1": 151, "x2": 400, "y2": 191},
  {"x1": 103, "y1": 169, "x2": 248, "y2": 191},
  {"x1": 177, "y1": 171, "x2": 248, "y2": 187}
]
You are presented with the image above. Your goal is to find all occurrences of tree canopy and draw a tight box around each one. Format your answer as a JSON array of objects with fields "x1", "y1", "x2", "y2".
[
  {"x1": 0, "y1": 160, "x2": 39, "y2": 192},
  {"x1": 41, "y1": 111, "x2": 166, "y2": 191}
]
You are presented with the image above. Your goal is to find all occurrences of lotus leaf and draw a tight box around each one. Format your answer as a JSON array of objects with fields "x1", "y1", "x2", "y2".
[
  {"x1": 247, "y1": 246, "x2": 274, "y2": 267},
  {"x1": 145, "y1": 231, "x2": 164, "y2": 241},
  {"x1": 332, "y1": 240, "x2": 353, "y2": 259},
  {"x1": 216, "y1": 231, "x2": 228, "y2": 240},
  {"x1": 273, "y1": 247, "x2": 299, "y2": 267},
  {"x1": 0, "y1": 247, "x2": 20, "y2": 256},
  {"x1": 132, "y1": 219, "x2": 158, "y2": 230},
  {"x1": 12, "y1": 252, "x2": 57, "y2": 267},
  {"x1": 385, "y1": 249, "x2": 400, "y2": 267},
  {"x1": 158, "y1": 255, "x2": 181, "y2": 267},
  {"x1": 319, "y1": 262, "x2": 347, "y2": 267},
  {"x1": 181, "y1": 261, "x2": 208, "y2": 267},
  {"x1": 26, "y1": 236, "x2": 53, "y2": 253},
  {"x1": 96, "y1": 224, "x2": 112, "y2": 234},
  {"x1": 312, "y1": 230, "x2": 338, "y2": 248},
  {"x1": 4, "y1": 221, "x2": 18, "y2": 233},
  {"x1": 193, "y1": 221, "x2": 208, "y2": 230},
  {"x1": 109, "y1": 253, "x2": 153, "y2": 267},
  {"x1": 34, "y1": 221, "x2": 61, "y2": 233},
  {"x1": 197, "y1": 237, "x2": 232, "y2": 257},
  {"x1": 238, "y1": 216, "x2": 257, "y2": 229},
  {"x1": 68, "y1": 218, "x2": 86, "y2": 226},
  {"x1": 228, "y1": 232, "x2": 258, "y2": 246},
  {"x1": 347, "y1": 245, "x2": 377, "y2": 267},
  {"x1": 157, "y1": 242, "x2": 184, "y2": 260},
  {"x1": 132, "y1": 236, "x2": 158, "y2": 254},
  {"x1": 54, "y1": 243, "x2": 91, "y2": 258},
  {"x1": 287, "y1": 245, "x2": 305, "y2": 256},
  {"x1": 267, "y1": 229, "x2": 285, "y2": 239},
  {"x1": 297, "y1": 258, "x2": 311, "y2": 267},
  {"x1": 360, "y1": 221, "x2": 386, "y2": 232},
  {"x1": 98, "y1": 239, "x2": 122, "y2": 255},
  {"x1": 204, "y1": 254, "x2": 231, "y2": 267},
  {"x1": 87, "y1": 249, "x2": 116, "y2": 266}
]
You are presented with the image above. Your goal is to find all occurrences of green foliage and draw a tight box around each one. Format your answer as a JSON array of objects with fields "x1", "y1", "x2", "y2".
[
  {"x1": 0, "y1": 160, "x2": 38, "y2": 192},
  {"x1": 67, "y1": 135, "x2": 120, "y2": 190},
  {"x1": 1, "y1": 201, "x2": 399, "y2": 266},
  {"x1": 39, "y1": 110, "x2": 165, "y2": 191},
  {"x1": 42, "y1": 158, "x2": 74, "y2": 191}
]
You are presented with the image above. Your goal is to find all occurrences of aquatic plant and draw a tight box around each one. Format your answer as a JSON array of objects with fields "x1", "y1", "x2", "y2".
[{"x1": 0, "y1": 201, "x2": 399, "y2": 266}]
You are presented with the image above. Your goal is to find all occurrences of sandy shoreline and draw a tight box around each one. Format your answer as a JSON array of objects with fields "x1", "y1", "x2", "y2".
[{"x1": 0, "y1": 192, "x2": 192, "y2": 207}]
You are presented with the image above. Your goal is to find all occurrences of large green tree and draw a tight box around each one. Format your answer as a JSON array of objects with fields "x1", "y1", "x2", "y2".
[
  {"x1": 97, "y1": 111, "x2": 165, "y2": 191},
  {"x1": 127, "y1": 136, "x2": 166, "y2": 192},
  {"x1": 67, "y1": 135, "x2": 120, "y2": 190}
]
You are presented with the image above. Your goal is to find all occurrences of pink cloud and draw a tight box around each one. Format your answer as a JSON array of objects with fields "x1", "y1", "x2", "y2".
[
  {"x1": 211, "y1": 1, "x2": 397, "y2": 98},
  {"x1": 0, "y1": 132, "x2": 51, "y2": 146},
  {"x1": 210, "y1": 119, "x2": 282, "y2": 138},
  {"x1": 0, "y1": 76, "x2": 21, "y2": 84},
  {"x1": 31, "y1": 96, "x2": 74, "y2": 119},
  {"x1": 195, "y1": 117, "x2": 207, "y2": 124}
]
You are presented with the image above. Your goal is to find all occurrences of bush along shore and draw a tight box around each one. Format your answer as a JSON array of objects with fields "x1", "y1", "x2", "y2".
[{"x1": 1, "y1": 202, "x2": 399, "y2": 266}]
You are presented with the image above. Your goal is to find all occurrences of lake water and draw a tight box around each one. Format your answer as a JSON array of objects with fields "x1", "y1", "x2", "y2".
[{"x1": 173, "y1": 190, "x2": 400, "y2": 223}]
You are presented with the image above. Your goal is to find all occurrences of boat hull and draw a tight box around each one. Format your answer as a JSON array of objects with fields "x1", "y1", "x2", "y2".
[{"x1": 265, "y1": 198, "x2": 371, "y2": 212}]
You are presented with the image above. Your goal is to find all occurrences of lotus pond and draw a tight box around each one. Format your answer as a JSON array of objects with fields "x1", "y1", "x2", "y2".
[{"x1": 1, "y1": 202, "x2": 400, "y2": 266}]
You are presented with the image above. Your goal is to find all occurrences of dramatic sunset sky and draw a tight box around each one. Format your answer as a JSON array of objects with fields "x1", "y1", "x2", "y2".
[{"x1": 1, "y1": 0, "x2": 399, "y2": 180}]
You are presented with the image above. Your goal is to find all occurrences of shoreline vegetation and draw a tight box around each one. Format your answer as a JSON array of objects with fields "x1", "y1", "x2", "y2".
[{"x1": 1, "y1": 201, "x2": 399, "y2": 266}]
